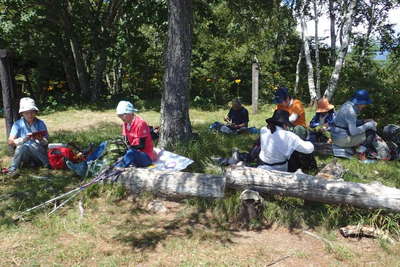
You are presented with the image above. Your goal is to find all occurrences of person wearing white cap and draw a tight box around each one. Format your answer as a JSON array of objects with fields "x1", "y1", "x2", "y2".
[
  {"x1": 114, "y1": 101, "x2": 156, "y2": 168},
  {"x1": 7, "y1": 97, "x2": 50, "y2": 177}
]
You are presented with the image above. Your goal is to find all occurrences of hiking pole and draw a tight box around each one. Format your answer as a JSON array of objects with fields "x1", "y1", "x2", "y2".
[
  {"x1": 20, "y1": 186, "x2": 83, "y2": 215},
  {"x1": 48, "y1": 191, "x2": 80, "y2": 215}
]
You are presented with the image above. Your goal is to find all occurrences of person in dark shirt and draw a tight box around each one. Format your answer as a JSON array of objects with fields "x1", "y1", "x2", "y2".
[{"x1": 220, "y1": 98, "x2": 249, "y2": 134}]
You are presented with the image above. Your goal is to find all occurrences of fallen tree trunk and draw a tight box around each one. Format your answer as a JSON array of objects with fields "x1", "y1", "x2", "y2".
[
  {"x1": 116, "y1": 166, "x2": 400, "y2": 212},
  {"x1": 117, "y1": 167, "x2": 225, "y2": 198},
  {"x1": 225, "y1": 166, "x2": 400, "y2": 212}
]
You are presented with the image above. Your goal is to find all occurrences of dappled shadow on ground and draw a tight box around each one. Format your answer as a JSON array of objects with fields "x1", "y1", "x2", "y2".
[
  {"x1": 0, "y1": 121, "x2": 122, "y2": 227},
  {"x1": 113, "y1": 200, "x2": 239, "y2": 251},
  {"x1": 0, "y1": 168, "x2": 81, "y2": 227}
]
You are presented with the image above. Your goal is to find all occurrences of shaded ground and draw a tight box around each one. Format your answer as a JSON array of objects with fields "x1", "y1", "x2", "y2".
[{"x1": 1, "y1": 198, "x2": 399, "y2": 266}]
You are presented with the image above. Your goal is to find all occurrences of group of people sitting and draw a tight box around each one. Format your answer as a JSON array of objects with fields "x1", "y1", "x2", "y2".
[
  {"x1": 4, "y1": 87, "x2": 397, "y2": 177},
  {"x1": 215, "y1": 87, "x2": 396, "y2": 172},
  {"x1": 6, "y1": 97, "x2": 156, "y2": 177}
]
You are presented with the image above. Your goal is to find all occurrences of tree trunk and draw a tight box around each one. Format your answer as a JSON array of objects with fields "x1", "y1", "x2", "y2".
[
  {"x1": 61, "y1": 51, "x2": 79, "y2": 94},
  {"x1": 92, "y1": 53, "x2": 107, "y2": 102},
  {"x1": 294, "y1": 46, "x2": 303, "y2": 97},
  {"x1": 329, "y1": 0, "x2": 337, "y2": 64},
  {"x1": 314, "y1": 0, "x2": 321, "y2": 96},
  {"x1": 323, "y1": 0, "x2": 357, "y2": 100},
  {"x1": 359, "y1": 2, "x2": 376, "y2": 68},
  {"x1": 225, "y1": 166, "x2": 400, "y2": 212},
  {"x1": 300, "y1": 11, "x2": 319, "y2": 103},
  {"x1": 116, "y1": 165, "x2": 400, "y2": 212},
  {"x1": 117, "y1": 168, "x2": 225, "y2": 198},
  {"x1": 0, "y1": 50, "x2": 19, "y2": 154},
  {"x1": 69, "y1": 37, "x2": 91, "y2": 98},
  {"x1": 60, "y1": 0, "x2": 91, "y2": 98},
  {"x1": 159, "y1": 0, "x2": 193, "y2": 148},
  {"x1": 251, "y1": 60, "x2": 259, "y2": 114}
]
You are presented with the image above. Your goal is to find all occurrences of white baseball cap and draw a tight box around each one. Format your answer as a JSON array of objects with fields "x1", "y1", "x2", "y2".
[{"x1": 19, "y1": 97, "x2": 39, "y2": 113}]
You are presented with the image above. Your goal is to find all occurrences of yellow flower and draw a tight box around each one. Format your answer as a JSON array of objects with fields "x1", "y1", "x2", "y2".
[
  {"x1": 234, "y1": 79, "x2": 241, "y2": 84},
  {"x1": 48, "y1": 86, "x2": 54, "y2": 91}
]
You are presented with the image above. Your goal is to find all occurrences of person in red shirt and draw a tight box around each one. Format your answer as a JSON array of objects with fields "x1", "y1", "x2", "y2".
[{"x1": 116, "y1": 101, "x2": 156, "y2": 167}]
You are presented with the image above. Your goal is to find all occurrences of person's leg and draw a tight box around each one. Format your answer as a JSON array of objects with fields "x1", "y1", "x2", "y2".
[
  {"x1": 236, "y1": 127, "x2": 249, "y2": 134},
  {"x1": 220, "y1": 125, "x2": 234, "y2": 134},
  {"x1": 333, "y1": 133, "x2": 366, "y2": 148},
  {"x1": 27, "y1": 143, "x2": 50, "y2": 168},
  {"x1": 118, "y1": 149, "x2": 152, "y2": 168},
  {"x1": 9, "y1": 145, "x2": 30, "y2": 171}
]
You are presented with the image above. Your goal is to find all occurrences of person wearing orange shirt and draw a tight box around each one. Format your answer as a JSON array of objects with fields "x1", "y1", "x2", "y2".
[{"x1": 273, "y1": 87, "x2": 306, "y2": 128}]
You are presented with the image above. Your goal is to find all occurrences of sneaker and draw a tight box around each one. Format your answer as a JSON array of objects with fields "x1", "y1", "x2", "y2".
[{"x1": 66, "y1": 160, "x2": 88, "y2": 177}]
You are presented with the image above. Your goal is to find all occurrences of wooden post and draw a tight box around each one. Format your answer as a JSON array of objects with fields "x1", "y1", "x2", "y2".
[
  {"x1": 0, "y1": 49, "x2": 19, "y2": 154},
  {"x1": 251, "y1": 61, "x2": 259, "y2": 114}
]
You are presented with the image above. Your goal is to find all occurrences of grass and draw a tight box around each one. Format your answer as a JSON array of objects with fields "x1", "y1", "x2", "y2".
[{"x1": 1, "y1": 104, "x2": 400, "y2": 265}]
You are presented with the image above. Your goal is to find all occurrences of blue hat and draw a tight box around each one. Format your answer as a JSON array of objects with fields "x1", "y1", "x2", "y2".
[
  {"x1": 273, "y1": 87, "x2": 290, "y2": 104},
  {"x1": 351, "y1": 89, "x2": 372, "y2": 105},
  {"x1": 116, "y1": 100, "x2": 138, "y2": 115}
]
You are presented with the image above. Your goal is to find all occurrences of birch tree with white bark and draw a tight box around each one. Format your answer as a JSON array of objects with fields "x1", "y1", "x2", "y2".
[
  {"x1": 323, "y1": 0, "x2": 357, "y2": 100},
  {"x1": 297, "y1": 0, "x2": 320, "y2": 104}
]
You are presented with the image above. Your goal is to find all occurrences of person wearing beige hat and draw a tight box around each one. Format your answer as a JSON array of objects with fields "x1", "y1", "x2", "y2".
[
  {"x1": 7, "y1": 97, "x2": 50, "y2": 177},
  {"x1": 308, "y1": 98, "x2": 336, "y2": 143},
  {"x1": 309, "y1": 98, "x2": 336, "y2": 129}
]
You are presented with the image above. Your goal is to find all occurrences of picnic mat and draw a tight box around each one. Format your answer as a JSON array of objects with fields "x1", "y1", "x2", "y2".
[{"x1": 147, "y1": 148, "x2": 194, "y2": 171}]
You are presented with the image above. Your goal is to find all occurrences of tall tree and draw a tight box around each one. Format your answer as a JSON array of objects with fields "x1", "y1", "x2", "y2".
[
  {"x1": 324, "y1": 0, "x2": 357, "y2": 100},
  {"x1": 313, "y1": 0, "x2": 321, "y2": 96},
  {"x1": 298, "y1": 0, "x2": 319, "y2": 103},
  {"x1": 328, "y1": 0, "x2": 337, "y2": 63},
  {"x1": 0, "y1": 49, "x2": 19, "y2": 153},
  {"x1": 159, "y1": 0, "x2": 193, "y2": 148}
]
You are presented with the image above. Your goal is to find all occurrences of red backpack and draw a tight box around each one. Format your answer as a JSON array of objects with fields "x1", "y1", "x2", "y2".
[{"x1": 48, "y1": 147, "x2": 76, "y2": 169}]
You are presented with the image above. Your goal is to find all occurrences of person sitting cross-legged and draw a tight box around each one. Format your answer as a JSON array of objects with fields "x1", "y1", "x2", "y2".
[
  {"x1": 219, "y1": 98, "x2": 250, "y2": 134},
  {"x1": 7, "y1": 97, "x2": 50, "y2": 177},
  {"x1": 258, "y1": 110, "x2": 314, "y2": 172},
  {"x1": 115, "y1": 101, "x2": 157, "y2": 168}
]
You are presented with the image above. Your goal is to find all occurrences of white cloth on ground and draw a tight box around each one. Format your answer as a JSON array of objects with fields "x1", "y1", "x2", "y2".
[
  {"x1": 258, "y1": 126, "x2": 314, "y2": 172},
  {"x1": 147, "y1": 148, "x2": 194, "y2": 171}
]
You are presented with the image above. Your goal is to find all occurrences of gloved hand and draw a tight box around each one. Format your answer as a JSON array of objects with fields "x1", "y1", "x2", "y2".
[
  {"x1": 40, "y1": 137, "x2": 49, "y2": 146},
  {"x1": 13, "y1": 136, "x2": 28, "y2": 146},
  {"x1": 363, "y1": 121, "x2": 377, "y2": 131}
]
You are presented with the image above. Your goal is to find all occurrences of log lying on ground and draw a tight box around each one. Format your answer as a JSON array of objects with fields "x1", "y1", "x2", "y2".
[
  {"x1": 225, "y1": 166, "x2": 400, "y2": 212},
  {"x1": 117, "y1": 167, "x2": 225, "y2": 198}
]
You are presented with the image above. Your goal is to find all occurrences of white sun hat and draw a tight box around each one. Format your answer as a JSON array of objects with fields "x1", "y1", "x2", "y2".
[
  {"x1": 116, "y1": 100, "x2": 138, "y2": 115},
  {"x1": 19, "y1": 97, "x2": 39, "y2": 113}
]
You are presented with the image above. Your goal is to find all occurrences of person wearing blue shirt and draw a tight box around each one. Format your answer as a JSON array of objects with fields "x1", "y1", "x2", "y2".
[
  {"x1": 7, "y1": 97, "x2": 50, "y2": 177},
  {"x1": 330, "y1": 89, "x2": 377, "y2": 155},
  {"x1": 220, "y1": 98, "x2": 249, "y2": 134}
]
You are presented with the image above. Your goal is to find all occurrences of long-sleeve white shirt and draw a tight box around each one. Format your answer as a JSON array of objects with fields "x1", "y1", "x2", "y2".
[{"x1": 258, "y1": 126, "x2": 314, "y2": 172}]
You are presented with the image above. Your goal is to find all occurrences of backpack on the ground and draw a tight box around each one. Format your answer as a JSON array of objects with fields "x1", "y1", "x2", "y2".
[{"x1": 48, "y1": 147, "x2": 77, "y2": 169}]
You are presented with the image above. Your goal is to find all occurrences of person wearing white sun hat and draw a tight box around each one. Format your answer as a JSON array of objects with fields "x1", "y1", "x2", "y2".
[
  {"x1": 114, "y1": 100, "x2": 156, "y2": 168},
  {"x1": 7, "y1": 97, "x2": 50, "y2": 177}
]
